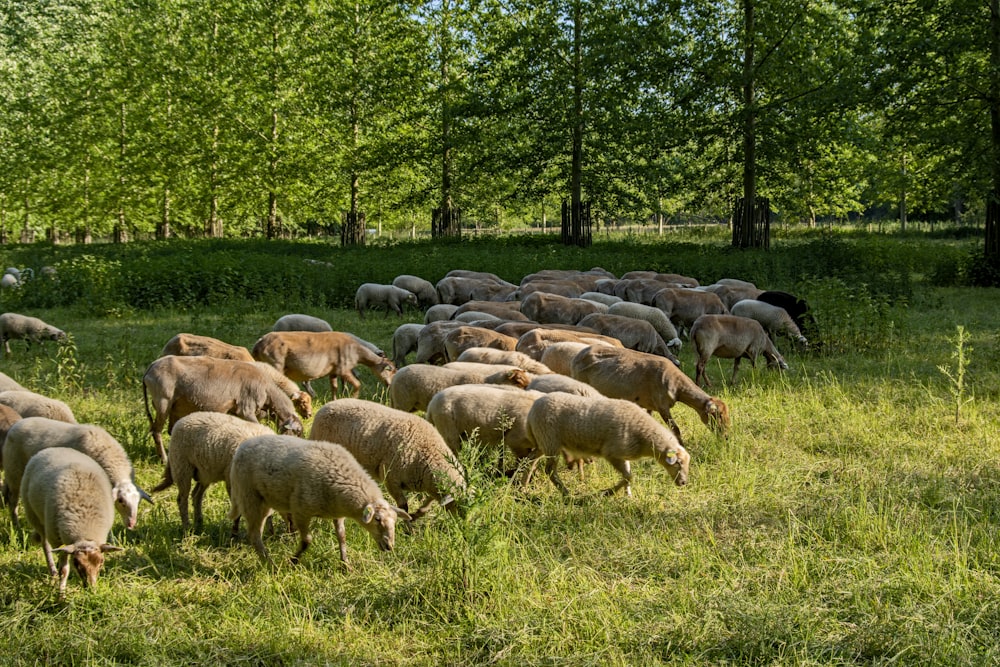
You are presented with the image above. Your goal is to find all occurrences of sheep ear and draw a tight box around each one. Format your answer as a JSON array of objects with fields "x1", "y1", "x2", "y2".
[
  {"x1": 361, "y1": 504, "x2": 375, "y2": 524},
  {"x1": 101, "y1": 544, "x2": 124, "y2": 553},
  {"x1": 53, "y1": 544, "x2": 77, "y2": 555},
  {"x1": 664, "y1": 451, "x2": 678, "y2": 466},
  {"x1": 392, "y1": 507, "x2": 413, "y2": 522}
]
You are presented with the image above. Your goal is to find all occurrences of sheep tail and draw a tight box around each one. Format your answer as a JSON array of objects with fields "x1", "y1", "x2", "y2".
[{"x1": 150, "y1": 464, "x2": 173, "y2": 493}]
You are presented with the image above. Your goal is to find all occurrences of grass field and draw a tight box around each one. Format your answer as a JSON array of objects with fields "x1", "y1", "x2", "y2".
[{"x1": 0, "y1": 232, "x2": 998, "y2": 665}]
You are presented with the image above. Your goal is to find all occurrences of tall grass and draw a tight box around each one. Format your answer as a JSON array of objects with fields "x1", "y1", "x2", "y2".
[{"x1": 0, "y1": 233, "x2": 998, "y2": 664}]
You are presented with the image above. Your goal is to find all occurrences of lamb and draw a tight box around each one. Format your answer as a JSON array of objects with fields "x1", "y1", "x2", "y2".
[
  {"x1": 4, "y1": 416, "x2": 152, "y2": 530},
  {"x1": 354, "y1": 283, "x2": 419, "y2": 318},
  {"x1": 424, "y1": 304, "x2": 460, "y2": 323},
  {"x1": 576, "y1": 313, "x2": 681, "y2": 365},
  {"x1": 0, "y1": 390, "x2": 77, "y2": 423},
  {"x1": 519, "y1": 292, "x2": 608, "y2": 326},
  {"x1": 389, "y1": 363, "x2": 531, "y2": 413},
  {"x1": 392, "y1": 323, "x2": 425, "y2": 368},
  {"x1": 272, "y1": 313, "x2": 333, "y2": 332},
  {"x1": 442, "y1": 326, "x2": 520, "y2": 361},
  {"x1": 20, "y1": 447, "x2": 123, "y2": 598},
  {"x1": 309, "y1": 398, "x2": 467, "y2": 519},
  {"x1": 689, "y1": 314, "x2": 788, "y2": 387},
  {"x1": 607, "y1": 301, "x2": 681, "y2": 349},
  {"x1": 392, "y1": 274, "x2": 440, "y2": 308},
  {"x1": 151, "y1": 412, "x2": 275, "y2": 532},
  {"x1": 229, "y1": 434, "x2": 410, "y2": 566},
  {"x1": 652, "y1": 287, "x2": 729, "y2": 334},
  {"x1": 455, "y1": 347, "x2": 554, "y2": 374},
  {"x1": 426, "y1": 385, "x2": 545, "y2": 460},
  {"x1": 0, "y1": 313, "x2": 67, "y2": 356},
  {"x1": 579, "y1": 291, "x2": 623, "y2": 307},
  {"x1": 142, "y1": 355, "x2": 304, "y2": 463},
  {"x1": 525, "y1": 392, "x2": 690, "y2": 495},
  {"x1": 730, "y1": 299, "x2": 808, "y2": 345},
  {"x1": 525, "y1": 373, "x2": 603, "y2": 398},
  {"x1": 159, "y1": 332, "x2": 255, "y2": 362},
  {"x1": 251, "y1": 331, "x2": 396, "y2": 398},
  {"x1": 570, "y1": 344, "x2": 730, "y2": 439},
  {"x1": 0, "y1": 371, "x2": 26, "y2": 393}
]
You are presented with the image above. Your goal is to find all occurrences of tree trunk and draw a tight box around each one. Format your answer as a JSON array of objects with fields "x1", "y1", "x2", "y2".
[
  {"x1": 732, "y1": 0, "x2": 769, "y2": 249},
  {"x1": 114, "y1": 101, "x2": 127, "y2": 244},
  {"x1": 987, "y1": 0, "x2": 1000, "y2": 262},
  {"x1": 564, "y1": 0, "x2": 588, "y2": 247}
]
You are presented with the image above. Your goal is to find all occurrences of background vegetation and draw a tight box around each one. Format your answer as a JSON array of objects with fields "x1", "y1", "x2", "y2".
[{"x1": 0, "y1": 231, "x2": 998, "y2": 664}]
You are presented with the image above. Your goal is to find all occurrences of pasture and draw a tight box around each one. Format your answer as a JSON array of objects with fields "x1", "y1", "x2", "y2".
[{"x1": 0, "y1": 230, "x2": 998, "y2": 665}]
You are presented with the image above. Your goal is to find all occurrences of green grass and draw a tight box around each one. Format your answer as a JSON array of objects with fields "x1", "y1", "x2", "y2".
[{"x1": 0, "y1": 234, "x2": 999, "y2": 665}]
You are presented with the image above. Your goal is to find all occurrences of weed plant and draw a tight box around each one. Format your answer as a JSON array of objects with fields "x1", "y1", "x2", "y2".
[{"x1": 0, "y1": 232, "x2": 998, "y2": 664}]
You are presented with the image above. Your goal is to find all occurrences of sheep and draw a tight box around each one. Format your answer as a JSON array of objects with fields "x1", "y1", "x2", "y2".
[
  {"x1": 0, "y1": 390, "x2": 77, "y2": 423},
  {"x1": 538, "y1": 341, "x2": 591, "y2": 375},
  {"x1": 0, "y1": 313, "x2": 67, "y2": 356},
  {"x1": 525, "y1": 392, "x2": 690, "y2": 495},
  {"x1": 4, "y1": 417, "x2": 152, "y2": 530},
  {"x1": 250, "y1": 362, "x2": 313, "y2": 418},
  {"x1": 0, "y1": 404, "x2": 23, "y2": 470},
  {"x1": 576, "y1": 313, "x2": 681, "y2": 365},
  {"x1": 712, "y1": 278, "x2": 758, "y2": 289},
  {"x1": 251, "y1": 331, "x2": 396, "y2": 398},
  {"x1": 159, "y1": 333, "x2": 255, "y2": 362},
  {"x1": 427, "y1": 385, "x2": 545, "y2": 462},
  {"x1": 756, "y1": 290, "x2": 817, "y2": 339},
  {"x1": 621, "y1": 271, "x2": 700, "y2": 287},
  {"x1": 0, "y1": 274, "x2": 18, "y2": 289},
  {"x1": 272, "y1": 313, "x2": 333, "y2": 332},
  {"x1": 392, "y1": 323, "x2": 425, "y2": 368},
  {"x1": 701, "y1": 283, "x2": 763, "y2": 310},
  {"x1": 651, "y1": 288, "x2": 729, "y2": 334},
  {"x1": 20, "y1": 447, "x2": 123, "y2": 598},
  {"x1": 151, "y1": 412, "x2": 275, "y2": 532},
  {"x1": 389, "y1": 363, "x2": 531, "y2": 413},
  {"x1": 525, "y1": 373, "x2": 604, "y2": 398},
  {"x1": 607, "y1": 301, "x2": 682, "y2": 349},
  {"x1": 453, "y1": 310, "x2": 502, "y2": 324},
  {"x1": 354, "y1": 283, "x2": 419, "y2": 318},
  {"x1": 414, "y1": 320, "x2": 465, "y2": 364},
  {"x1": 519, "y1": 292, "x2": 607, "y2": 326},
  {"x1": 436, "y1": 276, "x2": 517, "y2": 305},
  {"x1": 229, "y1": 434, "x2": 410, "y2": 567},
  {"x1": 579, "y1": 291, "x2": 623, "y2": 307},
  {"x1": 452, "y1": 300, "x2": 529, "y2": 321},
  {"x1": 516, "y1": 280, "x2": 587, "y2": 299},
  {"x1": 392, "y1": 275, "x2": 440, "y2": 308},
  {"x1": 514, "y1": 327, "x2": 623, "y2": 361},
  {"x1": 570, "y1": 344, "x2": 730, "y2": 439},
  {"x1": 689, "y1": 314, "x2": 788, "y2": 387},
  {"x1": 142, "y1": 355, "x2": 304, "y2": 464},
  {"x1": 309, "y1": 398, "x2": 467, "y2": 519},
  {"x1": 730, "y1": 299, "x2": 808, "y2": 345},
  {"x1": 0, "y1": 371, "x2": 26, "y2": 393},
  {"x1": 456, "y1": 347, "x2": 554, "y2": 374},
  {"x1": 424, "y1": 304, "x2": 460, "y2": 323},
  {"x1": 445, "y1": 269, "x2": 513, "y2": 284},
  {"x1": 614, "y1": 278, "x2": 686, "y2": 305},
  {"x1": 442, "y1": 326, "x2": 520, "y2": 362}
]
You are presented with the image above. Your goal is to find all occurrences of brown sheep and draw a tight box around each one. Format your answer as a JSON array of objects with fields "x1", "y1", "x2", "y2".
[
  {"x1": 690, "y1": 314, "x2": 787, "y2": 387},
  {"x1": 576, "y1": 313, "x2": 680, "y2": 365},
  {"x1": 519, "y1": 292, "x2": 607, "y2": 326},
  {"x1": 159, "y1": 333, "x2": 254, "y2": 362},
  {"x1": 514, "y1": 328, "x2": 623, "y2": 361},
  {"x1": 652, "y1": 288, "x2": 729, "y2": 334},
  {"x1": 442, "y1": 326, "x2": 520, "y2": 362}
]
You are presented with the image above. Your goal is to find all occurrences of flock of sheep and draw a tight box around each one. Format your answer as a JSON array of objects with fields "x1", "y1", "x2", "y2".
[{"x1": 0, "y1": 265, "x2": 812, "y2": 598}]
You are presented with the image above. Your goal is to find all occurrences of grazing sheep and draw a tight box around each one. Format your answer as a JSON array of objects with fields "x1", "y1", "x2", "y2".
[
  {"x1": 607, "y1": 301, "x2": 682, "y2": 348},
  {"x1": 354, "y1": 283, "x2": 419, "y2": 318},
  {"x1": 436, "y1": 276, "x2": 517, "y2": 305},
  {"x1": 142, "y1": 356, "x2": 304, "y2": 464},
  {"x1": 442, "y1": 326, "x2": 520, "y2": 361},
  {"x1": 392, "y1": 323, "x2": 425, "y2": 368},
  {"x1": 0, "y1": 404, "x2": 23, "y2": 470},
  {"x1": 309, "y1": 399, "x2": 467, "y2": 519},
  {"x1": 516, "y1": 279, "x2": 588, "y2": 299},
  {"x1": 702, "y1": 283, "x2": 763, "y2": 310},
  {"x1": 0, "y1": 371, "x2": 26, "y2": 393},
  {"x1": 453, "y1": 311, "x2": 502, "y2": 324},
  {"x1": 713, "y1": 278, "x2": 758, "y2": 289},
  {"x1": 621, "y1": 271, "x2": 700, "y2": 287},
  {"x1": 426, "y1": 385, "x2": 545, "y2": 460},
  {"x1": 424, "y1": 304, "x2": 460, "y2": 323},
  {"x1": 392, "y1": 275, "x2": 440, "y2": 308},
  {"x1": 514, "y1": 328, "x2": 623, "y2": 361},
  {"x1": 525, "y1": 373, "x2": 604, "y2": 398},
  {"x1": 151, "y1": 412, "x2": 274, "y2": 532},
  {"x1": 689, "y1": 314, "x2": 788, "y2": 387},
  {"x1": 272, "y1": 313, "x2": 333, "y2": 333},
  {"x1": 251, "y1": 331, "x2": 396, "y2": 398},
  {"x1": 453, "y1": 300, "x2": 529, "y2": 321},
  {"x1": 229, "y1": 434, "x2": 409, "y2": 566},
  {"x1": 519, "y1": 292, "x2": 608, "y2": 326},
  {"x1": 614, "y1": 278, "x2": 685, "y2": 305},
  {"x1": 730, "y1": 299, "x2": 808, "y2": 345},
  {"x1": 525, "y1": 393, "x2": 690, "y2": 495},
  {"x1": 456, "y1": 347, "x2": 554, "y2": 374},
  {"x1": 445, "y1": 269, "x2": 513, "y2": 284},
  {"x1": 570, "y1": 344, "x2": 730, "y2": 439},
  {"x1": 756, "y1": 290, "x2": 817, "y2": 339},
  {"x1": 389, "y1": 363, "x2": 531, "y2": 413},
  {"x1": 0, "y1": 274, "x2": 18, "y2": 289},
  {"x1": 0, "y1": 390, "x2": 77, "y2": 423},
  {"x1": 579, "y1": 291, "x2": 623, "y2": 307},
  {"x1": 0, "y1": 313, "x2": 67, "y2": 356},
  {"x1": 251, "y1": 362, "x2": 313, "y2": 418},
  {"x1": 160, "y1": 333, "x2": 255, "y2": 362},
  {"x1": 538, "y1": 341, "x2": 591, "y2": 376},
  {"x1": 4, "y1": 417, "x2": 152, "y2": 530},
  {"x1": 652, "y1": 288, "x2": 729, "y2": 334},
  {"x1": 414, "y1": 320, "x2": 465, "y2": 364},
  {"x1": 20, "y1": 447, "x2": 123, "y2": 598},
  {"x1": 576, "y1": 313, "x2": 680, "y2": 365}
]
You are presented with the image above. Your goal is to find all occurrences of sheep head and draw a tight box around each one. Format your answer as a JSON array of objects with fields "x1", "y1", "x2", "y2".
[
  {"x1": 703, "y1": 397, "x2": 730, "y2": 436},
  {"x1": 360, "y1": 500, "x2": 409, "y2": 553}
]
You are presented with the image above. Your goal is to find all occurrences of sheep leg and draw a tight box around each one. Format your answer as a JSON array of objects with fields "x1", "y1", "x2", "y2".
[
  {"x1": 245, "y1": 509, "x2": 273, "y2": 565},
  {"x1": 339, "y1": 372, "x2": 362, "y2": 399},
  {"x1": 334, "y1": 518, "x2": 351, "y2": 569},
  {"x1": 604, "y1": 459, "x2": 633, "y2": 497},
  {"x1": 56, "y1": 551, "x2": 71, "y2": 600},
  {"x1": 290, "y1": 516, "x2": 312, "y2": 565},
  {"x1": 303, "y1": 380, "x2": 317, "y2": 398},
  {"x1": 545, "y1": 457, "x2": 570, "y2": 496},
  {"x1": 730, "y1": 358, "x2": 742, "y2": 384},
  {"x1": 695, "y1": 356, "x2": 712, "y2": 387},
  {"x1": 191, "y1": 481, "x2": 207, "y2": 533},
  {"x1": 42, "y1": 540, "x2": 58, "y2": 578}
]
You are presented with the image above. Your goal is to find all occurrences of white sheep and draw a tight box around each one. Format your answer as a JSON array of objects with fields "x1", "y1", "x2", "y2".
[
  {"x1": 455, "y1": 347, "x2": 554, "y2": 374},
  {"x1": 150, "y1": 412, "x2": 275, "y2": 532},
  {"x1": 453, "y1": 310, "x2": 502, "y2": 323},
  {"x1": 0, "y1": 313, "x2": 67, "y2": 356},
  {"x1": 159, "y1": 333, "x2": 255, "y2": 362},
  {"x1": 3, "y1": 416, "x2": 152, "y2": 530},
  {"x1": 414, "y1": 320, "x2": 464, "y2": 364},
  {"x1": 607, "y1": 301, "x2": 682, "y2": 348},
  {"x1": 0, "y1": 371, "x2": 26, "y2": 393},
  {"x1": 0, "y1": 390, "x2": 77, "y2": 423},
  {"x1": 20, "y1": 447, "x2": 123, "y2": 598},
  {"x1": 519, "y1": 292, "x2": 608, "y2": 326},
  {"x1": 0, "y1": 403, "x2": 23, "y2": 469},
  {"x1": 391, "y1": 323, "x2": 425, "y2": 368},
  {"x1": 355, "y1": 283, "x2": 419, "y2": 318},
  {"x1": 228, "y1": 434, "x2": 410, "y2": 567},
  {"x1": 525, "y1": 392, "x2": 690, "y2": 495},
  {"x1": 272, "y1": 313, "x2": 333, "y2": 332},
  {"x1": 689, "y1": 314, "x2": 788, "y2": 387},
  {"x1": 309, "y1": 398, "x2": 467, "y2": 519},
  {"x1": 452, "y1": 300, "x2": 529, "y2": 321},
  {"x1": 730, "y1": 299, "x2": 808, "y2": 345},
  {"x1": 392, "y1": 274, "x2": 440, "y2": 308},
  {"x1": 426, "y1": 385, "x2": 545, "y2": 461},
  {"x1": 538, "y1": 341, "x2": 591, "y2": 375},
  {"x1": 579, "y1": 291, "x2": 623, "y2": 306},
  {"x1": 525, "y1": 373, "x2": 604, "y2": 398},
  {"x1": 424, "y1": 304, "x2": 460, "y2": 323},
  {"x1": 389, "y1": 363, "x2": 531, "y2": 413}
]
